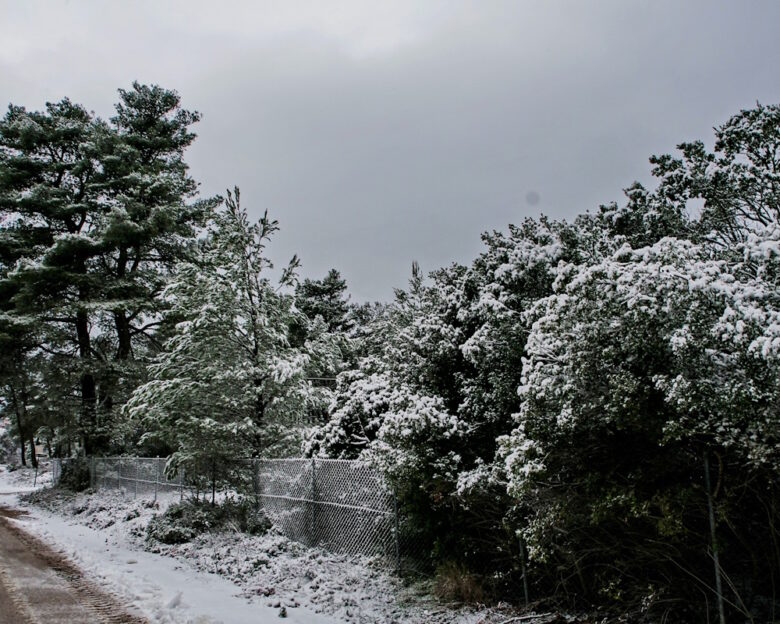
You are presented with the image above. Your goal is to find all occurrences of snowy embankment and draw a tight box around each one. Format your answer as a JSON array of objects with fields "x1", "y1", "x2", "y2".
[
  {"x1": 1, "y1": 466, "x2": 524, "y2": 624},
  {"x1": 0, "y1": 466, "x2": 334, "y2": 623}
]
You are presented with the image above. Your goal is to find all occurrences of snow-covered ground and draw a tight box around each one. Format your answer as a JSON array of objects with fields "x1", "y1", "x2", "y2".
[
  {"x1": 0, "y1": 464, "x2": 52, "y2": 494},
  {"x1": 1, "y1": 467, "x2": 335, "y2": 623},
  {"x1": 1, "y1": 466, "x2": 528, "y2": 624}
]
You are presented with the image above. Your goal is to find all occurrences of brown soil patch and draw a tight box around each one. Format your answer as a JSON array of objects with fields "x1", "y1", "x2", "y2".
[
  {"x1": 0, "y1": 505, "x2": 30, "y2": 519},
  {"x1": 0, "y1": 511, "x2": 147, "y2": 623}
]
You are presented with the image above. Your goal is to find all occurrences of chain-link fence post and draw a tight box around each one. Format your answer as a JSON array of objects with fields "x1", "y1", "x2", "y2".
[
  {"x1": 309, "y1": 458, "x2": 317, "y2": 547},
  {"x1": 134, "y1": 459, "x2": 139, "y2": 499},
  {"x1": 252, "y1": 459, "x2": 260, "y2": 512},
  {"x1": 394, "y1": 490, "x2": 401, "y2": 573},
  {"x1": 89, "y1": 456, "x2": 95, "y2": 490},
  {"x1": 153, "y1": 457, "x2": 159, "y2": 502},
  {"x1": 179, "y1": 467, "x2": 184, "y2": 502}
]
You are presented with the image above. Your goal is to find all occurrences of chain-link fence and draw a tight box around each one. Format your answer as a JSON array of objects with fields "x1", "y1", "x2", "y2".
[
  {"x1": 52, "y1": 456, "x2": 189, "y2": 503},
  {"x1": 255, "y1": 458, "x2": 398, "y2": 560},
  {"x1": 54, "y1": 456, "x2": 412, "y2": 568},
  {"x1": 92, "y1": 457, "x2": 187, "y2": 502}
]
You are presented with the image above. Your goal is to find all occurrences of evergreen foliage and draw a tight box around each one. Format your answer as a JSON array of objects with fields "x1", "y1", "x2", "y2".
[
  {"x1": 308, "y1": 103, "x2": 780, "y2": 620},
  {"x1": 0, "y1": 83, "x2": 215, "y2": 454},
  {"x1": 2, "y1": 84, "x2": 780, "y2": 621},
  {"x1": 295, "y1": 269, "x2": 351, "y2": 333},
  {"x1": 124, "y1": 189, "x2": 339, "y2": 483}
]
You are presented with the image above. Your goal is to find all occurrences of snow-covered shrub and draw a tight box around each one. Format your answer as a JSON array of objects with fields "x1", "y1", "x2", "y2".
[
  {"x1": 309, "y1": 102, "x2": 780, "y2": 620},
  {"x1": 501, "y1": 234, "x2": 780, "y2": 616},
  {"x1": 146, "y1": 498, "x2": 270, "y2": 544},
  {"x1": 307, "y1": 221, "x2": 582, "y2": 585}
]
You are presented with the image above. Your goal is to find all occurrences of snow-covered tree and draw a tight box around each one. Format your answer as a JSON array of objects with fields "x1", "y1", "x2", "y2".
[
  {"x1": 649, "y1": 102, "x2": 780, "y2": 246},
  {"x1": 310, "y1": 219, "x2": 576, "y2": 471},
  {"x1": 308, "y1": 220, "x2": 581, "y2": 577},
  {"x1": 295, "y1": 269, "x2": 351, "y2": 334},
  {"x1": 499, "y1": 233, "x2": 780, "y2": 615},
  {"x1": 125, "y1": 189, "x2": 339, "y2": 484},
  {"x1": 309, "y1": 102, "x2": 780, "y2": 616},
  {"x1": 0, "y1": 84, "x2": 215, "y2": 453}
]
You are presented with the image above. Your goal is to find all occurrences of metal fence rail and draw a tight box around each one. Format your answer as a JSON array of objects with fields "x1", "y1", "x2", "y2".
[{"x1": 54, "y1": 456, "x2": 405, "y2": 567}]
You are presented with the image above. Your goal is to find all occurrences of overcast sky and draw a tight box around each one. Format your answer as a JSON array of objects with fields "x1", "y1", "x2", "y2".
[{"x1": 2, "y1": 1, "x2": 779, "y2": 300}]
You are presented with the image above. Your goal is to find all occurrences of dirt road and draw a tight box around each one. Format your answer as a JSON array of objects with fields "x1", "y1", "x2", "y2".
[{"x1": 0, "y1": 506, "x2": 147, "y2": 624}]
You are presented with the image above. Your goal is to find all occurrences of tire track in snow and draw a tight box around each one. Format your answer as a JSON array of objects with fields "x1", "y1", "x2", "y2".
[{"x1": 0, "y1": 506, "x2": 147, "y2": 624}]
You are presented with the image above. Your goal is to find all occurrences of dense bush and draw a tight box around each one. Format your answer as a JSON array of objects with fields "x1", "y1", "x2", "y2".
[
  {"x1": 58, "y1": 458, "x2": 91, "y2": 492},
  {"x1": 308, "y1": 103, "x2": 780, "y2": 621},
  {"x1": 146, "y1": 497, "x2": 270, "y2": 544}
]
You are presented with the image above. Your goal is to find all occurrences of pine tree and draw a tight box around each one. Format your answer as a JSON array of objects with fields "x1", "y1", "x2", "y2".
[
  {"x1": 125, "y1": 189, "x2": 339, "y2": 482},
  {"x1": 0, "y1": 84, "x2": 216, "y2": 453},
  {"x1": 0, "y1": 97, "x2": 105, "y2": 453},
  {"x1": 295, "y1": 269, "x2": 350, "y2": 333},
  {"x1": 98, "y1": 82, "x2": 216, "y2": 362}
]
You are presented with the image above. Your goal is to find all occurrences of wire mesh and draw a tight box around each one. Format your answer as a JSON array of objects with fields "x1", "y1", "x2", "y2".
[
  {"x1": 255, "y1": 459, "x2": 397, "y2": 559},
  {"x1": 78, "y1": 456, "x2": 403, "y2": 566},
  {"x1": 91, "y1": 457, "x2": 185, "y2": 502}
]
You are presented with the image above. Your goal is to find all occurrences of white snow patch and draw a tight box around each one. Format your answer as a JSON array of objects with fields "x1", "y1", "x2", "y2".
[{"x1": 1, "y1": 467, "x2": 516, "y2": 623}]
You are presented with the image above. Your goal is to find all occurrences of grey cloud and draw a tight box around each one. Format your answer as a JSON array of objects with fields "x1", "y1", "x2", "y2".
[{"x1": 2, "y1": 1, "x2": 779, "y2": 300}]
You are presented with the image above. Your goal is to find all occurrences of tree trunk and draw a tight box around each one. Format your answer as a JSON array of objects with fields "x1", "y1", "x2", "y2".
[
  {"x1": 28, "y1": 433, "x2": 37, "y2": 469},
  {"x1": 253, "y1": 381, "x2": 266, "y2": 454},
  {"x1": 211, "y1": 459, "x2": 216, "y2": 506},
  {"x1": 114, "y1": 246, "x2": 132, "y2": 360},
  {"x1": 76, "y1": 306, "x2": 97, "y2": 455},
  {"x1": 704, "y1": 451, "x2": 727, "y2": 624},
  {"x1": 114, "y1": 310, "x2": 132, "y2": 360},
  {"x1": 18, "y1": 428, "x2": 26, "y2": 467},
  {"x1": 10, "y1": 386, "x2": 26, "y2": 466}
]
